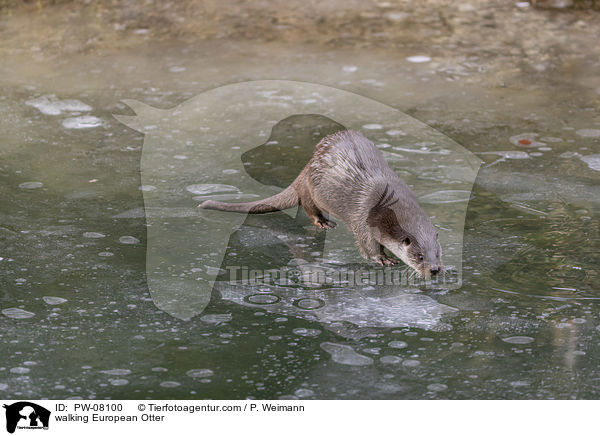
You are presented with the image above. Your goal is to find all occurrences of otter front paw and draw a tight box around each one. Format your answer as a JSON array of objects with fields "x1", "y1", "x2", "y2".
[{"x1": 372, "y1": 254, "x2": 399, "y2": 266}]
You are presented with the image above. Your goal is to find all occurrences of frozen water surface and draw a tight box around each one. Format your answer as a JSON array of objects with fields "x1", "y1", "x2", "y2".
[
  {"x1": 43, "y1": 296, "x2": 68, "y2": 305},
  {"x1": 26, "y1": 95, "x2": 92, "y2": 115},
  {"x1": 576, "y1": 129, "x2": 600, "y2": 138},
  {"x1": 119, "y1": 236, "x2": 140, "y2": 244},
  {"x1": 419, "y1": 190, "x2": 472, "y2": 204},
  {"x1": 388, "y1": 341, "x2": 408, "y2": 349},
  {"x1": 294, "y1": 388, "x2": 314, "y2": 398},
  {"x1": 0, "y1": 0, "x2": 599, "y2": 401},
  {"x1": 217, "y1": 281, "x2": 458, "y2": 335},
  {"x1": 293, "y1": 328, "x2": 322, "y2": 337},
  {"x1": 380, "y1": 356, "x2": 402, "y2": 364},
  {"x1": 320, "y1": 343, "x2": 374, "y2": 366},
  {"x1": 185, "y1": 184, "x2": 240, "y2": 195},
  {"x1": 502, "y1": 336, "x2": 535, "y2": 344},
  {"x1": 406, "y1": 56, "x2": 431, "y2": 63},
  {"x1": 62, "y1": 115, "x2": 102, "y2": 129},
  {"x1": 362, "y1": 123, "x2": 383, "y2": 130},
  {"x1": 18, "y1": 181, "x2": 43, "y2": 189},
  {"x1": 186, "y1": 369, "x2": 214, "y2": 378},
  {"x1": 2, "y1": 308, "x2": 35, "y2": 319},
  {"x1": 427, "y1": 383, "x2": 448, "y2": 392},
  {"x1": 199, "y1": 314, "x2": 232, "y2": 324},
  {"x1": 100, "y1": 369, "x2": 132, "y2": 376},
  {"x1": 83, "y1": 232, "x2": 105, "y2": 238},
  {"x1": 580, "y1": 155, "x2": 600, "y2": 172}
]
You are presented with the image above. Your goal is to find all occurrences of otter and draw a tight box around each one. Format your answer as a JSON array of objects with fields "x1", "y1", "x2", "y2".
[{"x1": 199, "y1": 130, "x2": 443, "y2": 277}]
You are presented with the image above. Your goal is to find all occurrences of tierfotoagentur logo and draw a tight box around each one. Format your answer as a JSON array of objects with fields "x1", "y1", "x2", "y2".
[
  {"x1": 114, "y1": 80, "x2": 481, "y2": 323},
  {"x1": 223, "y1": 264, "x2": 458, "y2": 287},
  {"x1": 3, "y1": 402, "x2": 50, "y2": 434}
]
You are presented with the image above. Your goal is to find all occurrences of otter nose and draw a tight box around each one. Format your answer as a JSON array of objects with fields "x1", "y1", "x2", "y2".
[{"x1": 430, "y1": 267, "x2": 440, "y2": 276}]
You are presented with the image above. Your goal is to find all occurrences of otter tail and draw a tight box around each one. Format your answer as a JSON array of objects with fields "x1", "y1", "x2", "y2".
[{"x1": 199, "y1": 183, "x2": 299, "y2": 214}]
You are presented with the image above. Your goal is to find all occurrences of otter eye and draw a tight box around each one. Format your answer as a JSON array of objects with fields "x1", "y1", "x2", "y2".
[{"x1": 418, "y1": 254, "x2": 424, "y2": 261}]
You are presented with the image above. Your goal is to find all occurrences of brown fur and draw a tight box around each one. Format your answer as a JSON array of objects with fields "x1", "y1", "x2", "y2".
[{"x1": 199, "y1": 130, "x2": 442, "y2": 275}]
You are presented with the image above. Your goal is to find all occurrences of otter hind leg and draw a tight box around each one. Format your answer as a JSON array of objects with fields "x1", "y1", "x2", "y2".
[
  {"x1": 298, "y1": 189, "x2": 336, "y2": 230},
  {"x1": 313, "y1": 214, "x2": 337, "y2": 230}
]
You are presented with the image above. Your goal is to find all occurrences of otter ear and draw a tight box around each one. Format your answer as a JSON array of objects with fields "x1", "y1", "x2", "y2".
[{"x1": 402, "y1": 237, "x2": 411, "y2": 246}]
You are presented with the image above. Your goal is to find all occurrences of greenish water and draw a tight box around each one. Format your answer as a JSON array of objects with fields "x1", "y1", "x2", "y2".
[{"x1": 1, "y1": 2, "x2": 599, "y2": 400}]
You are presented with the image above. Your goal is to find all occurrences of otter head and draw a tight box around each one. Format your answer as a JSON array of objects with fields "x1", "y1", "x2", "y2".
[
  {"x1": 378, "y1": 228, "x2": 443, "y2": 278},
  {"x1": 367, "y1": 184, "x2": 443, "y2": 277},
  {"x1": 402, "y1": 232, "x2": 443, "y2": 278}
]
